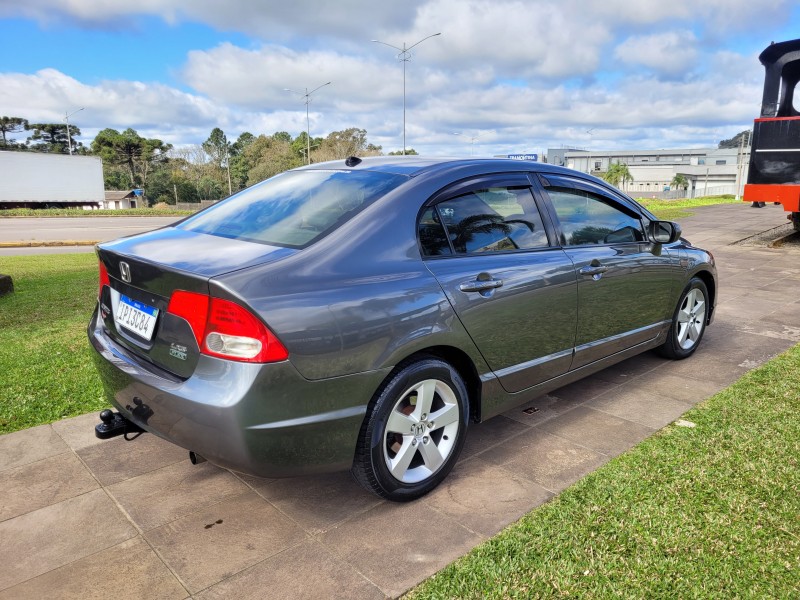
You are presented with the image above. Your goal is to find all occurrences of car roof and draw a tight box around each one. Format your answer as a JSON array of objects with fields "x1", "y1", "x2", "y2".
[
  {"x1": 297, "y1": 156, "x2": 586, "y2": 178},
  {"x1": 294, "y1": 156, "x2": 653, "y2": 218}
]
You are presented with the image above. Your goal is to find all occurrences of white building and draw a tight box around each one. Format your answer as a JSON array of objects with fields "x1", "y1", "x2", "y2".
[
  {"x1": 553, "y1": 147, "x2": 750, "y2": 198},
  {"x1": 103, "y1": 190, "x2": 141, "y2": 209}
]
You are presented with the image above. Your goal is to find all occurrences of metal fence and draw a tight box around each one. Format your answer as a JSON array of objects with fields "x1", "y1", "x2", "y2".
[
  {"x1": 174, "y1": 200, "x2": 219, "y2": 212},
  {"x1": 629, "y1": 185, "x2": 739, "y2": 200}
]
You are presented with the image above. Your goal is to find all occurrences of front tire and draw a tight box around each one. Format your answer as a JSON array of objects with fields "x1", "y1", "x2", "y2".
[
  {"x1": 657, "y1": 277, "x2": 709, "y2": 359},
  {"x1": 352, "y1": 358, "x2": 469, "y2": 501}
]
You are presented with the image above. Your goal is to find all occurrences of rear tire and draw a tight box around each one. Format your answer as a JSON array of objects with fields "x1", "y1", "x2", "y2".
[
  {"x1": 351, "y1": 358, "x2": 469, "y2": 501},
  {"x1": 657, "y1": 277, "x2": 709, "y2": 359}
]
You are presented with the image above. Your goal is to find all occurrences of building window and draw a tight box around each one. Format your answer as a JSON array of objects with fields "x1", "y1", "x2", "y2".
[
  {"x1": 715, "y1": 160, "x2": 726, "y2": 165},
  {"x1": 594, "y1": 161, "x2": 601, "y2": 170}
]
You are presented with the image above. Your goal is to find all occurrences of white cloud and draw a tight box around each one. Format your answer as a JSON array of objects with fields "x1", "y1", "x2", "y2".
[
  {"x1": 0, "y1": 68, "x2": 254, "y2": 146},
  {"x1": 181, "y1": 44, "x2": 403, "y2": 109},
  {"x1": 0, "y1": 0, "x2": 778, "y2": 155},
  {"x1": 0, "y1": 0, "x2": 425, "y2": 39},
  {"x1": 588, "y1": 0, "x2": 789, "y2": 32},
  {"x1": 400, "y1": 0, "x2": 611, "y2": 78},
  {"x1": 614, "y1": 31, "x2": 699, "y2": 78}
]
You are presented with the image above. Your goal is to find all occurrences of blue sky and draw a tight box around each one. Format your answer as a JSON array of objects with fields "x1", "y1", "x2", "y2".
[{"x1": 1, "y1": 0, "x2": 799, "y2": 155}]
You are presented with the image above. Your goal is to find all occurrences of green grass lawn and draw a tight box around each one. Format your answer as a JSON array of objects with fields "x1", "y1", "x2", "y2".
[
  {"x1": 0, "y1": 253, "x2": 106, "y2": 432},
  {"x1": 408, "y1": 347, "x2": 800, "y2": 599},
  {"x1": 635, "y1": 194, "x2": 741, "y2": 221}
]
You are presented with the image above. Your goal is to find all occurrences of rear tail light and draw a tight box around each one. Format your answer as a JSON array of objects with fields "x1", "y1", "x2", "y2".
[
  {"x1": 167, "y1": 290, "x2": 288, "y2": 363},
  {"x1": 98, "y1": 260, "x2": 110, "y2": 299}
]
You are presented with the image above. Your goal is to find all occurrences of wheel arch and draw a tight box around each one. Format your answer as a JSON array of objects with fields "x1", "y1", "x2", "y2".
[
  {"x1": 692, "y1": 269, "x2": 716, "y2": 323},
  {"x1": 379, "y1": 345, "x2": 482, "y2": 423}
]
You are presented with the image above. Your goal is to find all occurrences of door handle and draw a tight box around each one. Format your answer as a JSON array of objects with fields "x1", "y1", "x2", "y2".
[
  {"x1": 578, "y1": 265, "x2": 609, "y2": 277},
  {"x1": 459, "y1": 278, "x2": 504, "y2": 293}
]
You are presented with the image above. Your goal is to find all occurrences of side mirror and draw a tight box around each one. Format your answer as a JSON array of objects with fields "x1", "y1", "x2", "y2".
[{"x1": 647, "y1": 220, "x2": 682, "y2": 244}]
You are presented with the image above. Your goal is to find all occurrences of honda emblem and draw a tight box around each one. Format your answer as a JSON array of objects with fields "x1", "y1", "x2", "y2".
[{"x1": 120, "y1": 261, "x2": 131, "y2": 283}]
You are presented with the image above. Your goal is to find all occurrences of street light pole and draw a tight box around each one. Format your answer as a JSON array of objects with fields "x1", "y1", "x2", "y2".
[
  {"x1": 453, "y1": 130, "x2": 494, "y2": 156},
  {"x1": 63, "y1": 107, "x2": 84, "y2": 155},
  {"x1": 372, "y1": 32, "x2": 441, "y2": 155},
  {"x1": 225, "y1": 145, "x2": 232, "y2": 196},
  {"x1": 284, "y1": 82, "x2": 331, "y2": 165}
]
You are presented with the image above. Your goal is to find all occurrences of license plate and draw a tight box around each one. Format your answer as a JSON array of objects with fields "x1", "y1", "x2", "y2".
[{"x1": 115, "y1": 294, "x2": 159, "y2": 341}]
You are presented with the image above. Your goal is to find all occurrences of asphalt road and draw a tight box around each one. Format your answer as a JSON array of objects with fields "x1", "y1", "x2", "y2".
[
  {"x1": 0, "y1": 245, "x2": 96, "y2": 256},
  {"x1": 0, "y1": 216, "x2": 181, "y2": 255}
]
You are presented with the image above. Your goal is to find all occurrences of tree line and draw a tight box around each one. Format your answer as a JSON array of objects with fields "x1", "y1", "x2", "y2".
[
  {"x1": 0, "y1": 116, "x2": 85, "y2": 154},
  {"x1": 0, "y1": 115, "x2": 413, "y2": 205}
]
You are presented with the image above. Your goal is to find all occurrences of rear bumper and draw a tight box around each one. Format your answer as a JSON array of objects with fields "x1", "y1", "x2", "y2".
[{"x1": 87, "y1": 307, "x2": 390, "y2": 477}]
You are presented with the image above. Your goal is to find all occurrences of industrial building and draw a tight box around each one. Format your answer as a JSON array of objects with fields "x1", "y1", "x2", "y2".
[{"x1": 546, "y1": 147, "x2": 750, "y2": 198}]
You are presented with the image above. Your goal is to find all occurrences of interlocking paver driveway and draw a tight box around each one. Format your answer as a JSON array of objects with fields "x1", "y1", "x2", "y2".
[{"x1": 1, "y1": 203, "x2": 797, "y2": 599}]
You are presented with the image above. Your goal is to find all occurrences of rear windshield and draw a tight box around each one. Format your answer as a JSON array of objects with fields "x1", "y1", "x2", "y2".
[{"x1": 176, "y1": 169, "x2": 408, "y2": 248}]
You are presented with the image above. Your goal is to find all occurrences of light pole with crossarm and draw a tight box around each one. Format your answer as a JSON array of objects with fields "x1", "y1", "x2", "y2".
[
  {"x1": 284, "y1": 82, "x2": 331, "y2": 165},
  {"x1": 63, "y1": 107, "x2": 84, "y2": 155},
  {"x1": 372, "y1": 33, "x2": 441, "y2": 155},
  {"x1": 453, "y1": 130, "x2": 495, "y2": 156}
]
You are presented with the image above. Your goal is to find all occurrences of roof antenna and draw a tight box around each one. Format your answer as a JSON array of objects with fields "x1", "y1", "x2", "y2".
[{"x1": 345, "y1": 156, "x2": 362, "y2": 167}]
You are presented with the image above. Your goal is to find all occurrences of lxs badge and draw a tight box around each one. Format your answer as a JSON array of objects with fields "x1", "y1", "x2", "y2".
[{"x1": 169, "y1": 343, "x2": 188, "y2": 360}]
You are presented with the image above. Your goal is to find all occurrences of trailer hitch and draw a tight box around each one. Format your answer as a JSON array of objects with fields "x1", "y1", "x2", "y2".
[{"x1": 95, "y1": 409, "x2": 146, "y2": 440}]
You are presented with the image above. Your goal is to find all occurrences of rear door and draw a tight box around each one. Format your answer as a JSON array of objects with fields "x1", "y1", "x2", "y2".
[
  {"x1": 420, "y1": 174, "x2": 577, "y2": 396},
  {"x1": 535, "y1": 174, "x2": 680, "y2": 369}
]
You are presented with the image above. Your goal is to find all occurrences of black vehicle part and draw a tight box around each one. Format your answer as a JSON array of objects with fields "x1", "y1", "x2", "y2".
[
  {"x1": 344, "y1": 156, "x2": 362, "y2": 167},
  {"x1": 95, "y1": 409, "x2": 145, "y2": 440},
  {"x1": 189, "y1": 451, "x2": 207, "y2": 465}
]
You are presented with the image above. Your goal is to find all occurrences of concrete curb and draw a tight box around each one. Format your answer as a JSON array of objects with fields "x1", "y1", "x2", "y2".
[{"x1": 0, "y1": 240, "x2": 99, "y2": 248}]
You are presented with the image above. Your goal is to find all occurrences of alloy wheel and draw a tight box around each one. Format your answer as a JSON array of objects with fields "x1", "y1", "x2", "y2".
[
  {"x1": 676, "y1": 287, "x2": 706, "y2": 350},
  {"x1": 382, "y1": 378, "x2": 461, "y2": 484}
]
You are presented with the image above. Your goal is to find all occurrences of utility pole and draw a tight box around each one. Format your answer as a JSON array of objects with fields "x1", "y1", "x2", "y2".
[
  {"x1": 740, "y1": 130, "x2": 751, "y2": 199},
  {"x1": 63, "y1": 107, "x2": 84, "y2": 155},
  {"x1": 284, "y1": 82, "x2": 331, "y2": 165},
  {"x1": 225, "y1": 146, "x2": 232, "y2": 195},
  {"x1": 735, "y1": 135, "x2": 743, "y2": 200},
  {"x1": 372, "y1": 33, "x2": 441, "y2": 155}
]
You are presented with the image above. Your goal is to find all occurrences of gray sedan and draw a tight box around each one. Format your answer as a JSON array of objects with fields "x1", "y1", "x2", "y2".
[{"x1": 88, "y1": 157, "x2": 716, "y2": 501}]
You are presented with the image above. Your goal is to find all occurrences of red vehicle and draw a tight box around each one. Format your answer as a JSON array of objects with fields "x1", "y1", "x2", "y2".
[{"x1": 744, "y1": 38, "x2": 800, "y2": 228}]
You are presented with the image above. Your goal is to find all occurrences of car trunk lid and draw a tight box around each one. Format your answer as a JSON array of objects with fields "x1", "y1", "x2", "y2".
[{"x1": 96, "y1": 227, "x2": 296, "y2": 378}]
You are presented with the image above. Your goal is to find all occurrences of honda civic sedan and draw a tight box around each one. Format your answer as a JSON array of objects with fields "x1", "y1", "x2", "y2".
[{"x1": 89, "y1": 156, "x2": 716, "y2": 501}]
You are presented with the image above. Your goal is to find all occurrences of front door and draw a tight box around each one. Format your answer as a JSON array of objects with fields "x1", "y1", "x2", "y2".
[{"x1": 537, "y1": 174, "x2": 680, "y2": 369}]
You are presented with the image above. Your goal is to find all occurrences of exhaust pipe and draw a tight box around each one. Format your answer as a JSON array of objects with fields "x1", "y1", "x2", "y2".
[{"x1": 189, "y1": 451, "x2": 206, "y2": 465}]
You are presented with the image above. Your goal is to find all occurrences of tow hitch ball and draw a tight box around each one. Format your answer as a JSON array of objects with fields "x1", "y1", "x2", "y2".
[{"x1": 94, "y1": 409, "x2": 145, "y2": 440}]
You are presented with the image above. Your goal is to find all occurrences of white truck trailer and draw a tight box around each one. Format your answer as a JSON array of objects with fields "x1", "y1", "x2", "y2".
[{"x1": 0, "y1": 151, "x2": 105, "y2": 209}]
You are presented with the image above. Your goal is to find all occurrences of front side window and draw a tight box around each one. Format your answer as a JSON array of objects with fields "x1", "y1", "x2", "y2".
[
  {"x1": 178, "y1": 170, "x2": 407, "y2": 248},
  {"x1": 546, "y1": 186, "x2": 644, "y2": 246},
  {"x1": 421, "y1": 186, "x2": 548, "y2": 255}
]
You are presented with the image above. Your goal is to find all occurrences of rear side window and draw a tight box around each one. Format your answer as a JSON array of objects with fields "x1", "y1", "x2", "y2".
[
  {"x1": 421, "y1": 186, "x2": 548, "y2": 255},
  {"x1": 546, "y1": 187, "x2": 644, "y2": 246},
  {"x1": 177, "y1": 170, "x2": 407, "y2": 248}
]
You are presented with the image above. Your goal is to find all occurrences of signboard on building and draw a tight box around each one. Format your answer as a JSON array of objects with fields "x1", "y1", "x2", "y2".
[{"x1": 507, "y1": 153, "x2": 538, "y2": 161}]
